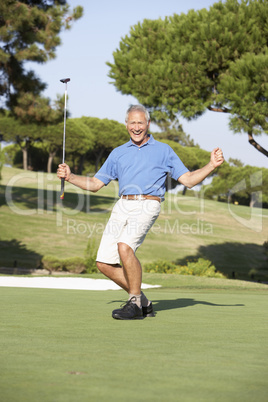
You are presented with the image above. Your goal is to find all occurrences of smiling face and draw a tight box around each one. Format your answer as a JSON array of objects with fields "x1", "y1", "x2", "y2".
[{"x1": 126, "y1": 110, "x2": 150, "y2": 146}]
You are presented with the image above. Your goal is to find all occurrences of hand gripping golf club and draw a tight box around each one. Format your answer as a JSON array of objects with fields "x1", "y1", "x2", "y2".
[{"x1": 60, "y1": 78, "x2": 70, "y2": 200}]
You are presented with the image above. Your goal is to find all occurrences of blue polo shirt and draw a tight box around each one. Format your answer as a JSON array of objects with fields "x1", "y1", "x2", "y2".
[{"x1": 94, "y1": 135, "x2": 189, "y2": 197}]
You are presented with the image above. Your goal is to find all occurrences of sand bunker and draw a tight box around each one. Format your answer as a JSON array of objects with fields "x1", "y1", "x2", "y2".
[{"x1": 0, "y1": 276, "x2": 161, "y2": 291}]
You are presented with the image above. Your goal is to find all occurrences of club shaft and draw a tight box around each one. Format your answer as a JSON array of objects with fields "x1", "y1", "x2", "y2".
[
  {"x1": 62, "y1": 85, "x2": 68, "y2": 164},
  {"x1": 60, "y1": 81, "x2": 69, "y2": 200}
]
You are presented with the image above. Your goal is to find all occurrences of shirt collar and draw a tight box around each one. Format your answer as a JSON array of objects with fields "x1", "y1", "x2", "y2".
[{"x1": 126, "y1": 134, "x2": 155, "y2": 147}]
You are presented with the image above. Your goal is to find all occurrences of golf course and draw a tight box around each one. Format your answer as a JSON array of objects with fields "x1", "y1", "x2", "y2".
[{"x1": 0, "y1": 166, "x2": 267, "y2": 401}]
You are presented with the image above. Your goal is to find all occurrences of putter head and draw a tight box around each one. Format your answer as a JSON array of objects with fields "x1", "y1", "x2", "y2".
[{"x1": 60, "y1": 78, "x2": 70, "y2": 83}]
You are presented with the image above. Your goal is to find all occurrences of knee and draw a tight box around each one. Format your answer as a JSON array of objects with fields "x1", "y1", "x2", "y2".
[
  {"x1": 118, "y1": 242, "x2": 133, "y2": 259},
  {"x1": 96, "y1": 261, "x2": 121, "y2": 274},
  {"x1": 96, "y1": 261, "x2": 106, "y2": 274}
]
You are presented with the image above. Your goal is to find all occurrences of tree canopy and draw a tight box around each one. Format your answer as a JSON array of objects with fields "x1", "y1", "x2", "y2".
[
  {"x1": 81, "y1": 117, "x2": 129, "y2": 172},
  {"x1": 206, "y1": 164, "x2": 268, "y2": 207},
  {"x1": 0, "y1": 110, "x2": 42, "y2": 169},
  {"x1": 107, "y1": 0, "x2": 268, "y2": 157},
  {"x1": 39, "y1": 118, "x2": 95, "y2": 173},
  {"x1": 0, "y1": 1, "x2": 83, "y2": 117}
]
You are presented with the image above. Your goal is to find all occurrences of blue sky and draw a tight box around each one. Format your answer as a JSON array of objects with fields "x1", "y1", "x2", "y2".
[{"x1": 27, "y1": 0, "x2": 267, "y2": 168}]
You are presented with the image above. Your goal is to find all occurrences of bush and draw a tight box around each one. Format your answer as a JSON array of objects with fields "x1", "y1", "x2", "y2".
[
  {"x1": 144, "y1": 258, "x2": 225, "y2": 278},
  {"x1": 175, "y1": 258, "x2": 225, "y2": 278},
  {"x1": 144, "y1": 260, "x2": 178, "y2": 274},
  {"x1": 63, "y1": 257, "x2": 87, "y2": 274},
  {"x1": 41, "y1": 256, "x2": 63, "y2": 272},
  {"x1": 41, "y1": 256, "x2": 86, "y2": 274},
  {"x1": 84, "y1": 238, "x2": 98, "y2": 274},
  {"x1": 41, "y1": 238, "x2": 99, "y2": 275}
]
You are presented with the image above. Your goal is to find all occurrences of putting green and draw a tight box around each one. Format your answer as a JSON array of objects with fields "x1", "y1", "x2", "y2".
[{"x1": 0, "y1": 286, "x2": 267, "y2": 402}]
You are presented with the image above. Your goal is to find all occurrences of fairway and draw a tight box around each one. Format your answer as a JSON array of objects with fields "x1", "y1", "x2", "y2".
[{"x1": 0, "y1": 282, "x2": 267, "y2": 402}]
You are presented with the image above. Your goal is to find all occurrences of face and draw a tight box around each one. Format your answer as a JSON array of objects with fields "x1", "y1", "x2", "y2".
[{"x1": 126, "y1": 110, "x2": 150, "y2": 146}]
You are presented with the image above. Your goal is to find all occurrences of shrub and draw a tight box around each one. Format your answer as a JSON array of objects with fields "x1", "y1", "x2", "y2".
[
  {"x1": 175, "y1": 258, "x2": 225, "y2": 278},
  {"x1": 62, "y1": 257, "x2": 86, "y2": 274},
  {"x1": 41, "y1": 256, "x2": 86, "y2": 274},
  {"x1": 144, "y1": 260, "x2": 178, "y2": 274},
  {"x1": 84, "y1": 238, "x2": 98, "y2": 274},
  {"x1": 144, "y1": 258, "x2": 226, "y2": 278},
  {"x1": 41, "y1": 256, "x2": 63, "y2": 272}
]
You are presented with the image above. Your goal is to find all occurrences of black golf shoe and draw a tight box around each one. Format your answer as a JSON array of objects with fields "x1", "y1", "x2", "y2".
[
  {"x1": 112, "y1": 297, "x2": 143, "y2": 320},
  {"x1": 142, "y1": 302, "x2": 155, "y2": 317}
]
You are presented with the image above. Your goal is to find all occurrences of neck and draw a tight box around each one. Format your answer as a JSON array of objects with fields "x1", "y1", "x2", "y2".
[{"x1": 131, "y1": 133, "x2": 150, "y2": 146}]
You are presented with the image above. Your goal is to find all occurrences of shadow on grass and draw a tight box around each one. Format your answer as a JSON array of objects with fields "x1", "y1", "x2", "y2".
[
  {"x1": 0, "y1": 185, "x2": 116, "y2": 213},
  {"x1": 107, "y1": 298, "x2": 244, "y2": 314},
  {"x1": 152, "y1": 298, "x2": 244, "y2": 312},
  {"x1": 0, "y1": 239, "x2": 42, "y2": 269},
  {"x1": 174, "y1": 242, "x2": 268, "y2": 282}
]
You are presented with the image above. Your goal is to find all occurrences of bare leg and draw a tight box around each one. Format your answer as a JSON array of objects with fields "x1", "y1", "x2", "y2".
[
  {"x1": 96, "y1": 261, "x2": 129, "y2": 292},
  {"x1": 118, "y1": 242, "x2": 142, "y2": 295},
  {"x1": 97, "y1": 256, "x2": 150, "y2": 310}
]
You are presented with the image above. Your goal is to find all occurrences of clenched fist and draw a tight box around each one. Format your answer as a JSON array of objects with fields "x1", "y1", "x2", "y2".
[
  {"x1": 210, "y1": 148, "x2": 224, "y2": 168},
  {"x1": 57, "y1": 163, "x2": 71, "y2": 181}
]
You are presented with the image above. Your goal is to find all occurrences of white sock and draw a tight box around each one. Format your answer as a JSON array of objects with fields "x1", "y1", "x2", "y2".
[
  {"x1": 128, "y1": 294, "x2": 142, "y2": 308},
  {"x1": 141, "y1": 291, "x2": 150, "y2": 307}
]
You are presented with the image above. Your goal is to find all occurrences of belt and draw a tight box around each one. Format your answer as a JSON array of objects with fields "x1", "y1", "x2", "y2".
[{"x1": 121, "y1": 194, "x2": 161, "y2": 203}]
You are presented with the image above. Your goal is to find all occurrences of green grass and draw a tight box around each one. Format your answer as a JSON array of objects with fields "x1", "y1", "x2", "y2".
[
  {"x1": 0, "y1": 167, "x2": 267, "y2": 281},
  {"x1": 0, "y1": 280, "x2": 267, "y2": 402}
]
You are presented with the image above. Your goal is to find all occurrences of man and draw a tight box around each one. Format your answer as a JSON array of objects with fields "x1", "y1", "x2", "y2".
[{"x1": 57, "y1": 105, "x2": 224, "y2": 320}]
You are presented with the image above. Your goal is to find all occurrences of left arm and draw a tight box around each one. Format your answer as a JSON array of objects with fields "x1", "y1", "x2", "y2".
[{"x1": 178, "y1": 147, "x2": 224, "y2": 189}]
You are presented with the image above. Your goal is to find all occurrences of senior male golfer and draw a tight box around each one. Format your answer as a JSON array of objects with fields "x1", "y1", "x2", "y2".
[{"x1": 57, "y1": 105, "x2": 224, "y2": 320}]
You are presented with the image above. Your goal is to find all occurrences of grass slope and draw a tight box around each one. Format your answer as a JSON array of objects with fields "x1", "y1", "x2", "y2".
[{"x1": 1, "y1": 167, "x2": 267, "y2": 281}]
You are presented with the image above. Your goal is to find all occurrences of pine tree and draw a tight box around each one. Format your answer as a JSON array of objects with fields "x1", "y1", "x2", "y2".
[
  {"x1": 107, "y1": 0, "x2": 268, "y2": 157},
  {"x1": 39, "y1": 118, "x2": 95, "y2": 173},
  {"x1": 0, "y1": 111, "x2": 42, "y2": 169},
  {"x1": 0, "y1": 1, "x2": 83, "y2": 169},
  {"x1": 81, "y1": 117, "x2": 129, "y2": 172},
  {"x1": 218, "y1": 51, "x2": 268, "y2": 156},
  {"x1": 0, "y1": 1, "x2": 83, "y2": 115}
]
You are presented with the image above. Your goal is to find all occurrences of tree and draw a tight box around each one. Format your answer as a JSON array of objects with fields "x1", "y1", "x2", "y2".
[
  {"x1": 62, "y1": 118, "x2": 95, "y2": 174},
  {"x1": 81, "y1": 117, "x2": 129, "y2": 172},
  {"x1": 154, "y1": 119, "x2": 197, "y2": 147},
  {"x1": 0, "y1": 1, "x2": 83, "y2": 115},
  {"x1": 0, "y1": 1, "x2": 83, "y2": 168},
  {"x1": 0, "y1": 111, "x2": 42, "y2": 169},
  {"x1": 228, "y1": 158, "x2": 244, "y2": 168},
  {"x1": 0, "y1": 111, "x2": 94, "y2": 172},
  {"x1": 37, "y1": 118, "x2": 94, "y2": 173},
  {"x1": 13, "y1": 92, "x2": 65, "y2": 125},
  {"x1": 205, "y1": 164, "x2": 268, "y2": 207},
  {"x1": 107, "y1": 0, "x2": 268, "y2": 157},
  {"x1": 218, "y1": 51, "x2": 268, "y2": 156},
  {"x1": 0, "y1": 105, "x2": 63, "y2": 171}
]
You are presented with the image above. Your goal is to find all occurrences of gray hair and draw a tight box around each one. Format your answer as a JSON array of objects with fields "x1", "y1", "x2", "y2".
[{"x1": 125, "y1": 105, "x2": 150, "y2": 123}]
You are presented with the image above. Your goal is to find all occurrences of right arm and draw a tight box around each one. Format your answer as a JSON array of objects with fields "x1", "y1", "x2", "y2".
[{"x1": 57, "y1": 163, "x2": 105, "y2": 193}]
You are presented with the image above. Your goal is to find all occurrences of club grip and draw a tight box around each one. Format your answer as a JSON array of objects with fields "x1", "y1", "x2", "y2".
[{"x1": 60, "y1": 177, "x2": 65, "y2": 200}]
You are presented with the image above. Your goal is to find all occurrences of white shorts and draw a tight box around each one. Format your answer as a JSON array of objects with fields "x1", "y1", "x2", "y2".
[{"x1": 96, "y1": 198, "x2": 161, "y2": 265}]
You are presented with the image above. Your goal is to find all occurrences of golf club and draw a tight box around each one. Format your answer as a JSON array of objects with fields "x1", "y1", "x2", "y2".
[{"x1": 60, "y1": 78, "x2": 70, "y2": 200}]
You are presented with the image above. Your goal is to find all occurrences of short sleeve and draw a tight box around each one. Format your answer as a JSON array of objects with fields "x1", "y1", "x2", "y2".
[
  {"x1": 94, "y1": 150, "x2": 118, "y2": 185},
  {"x1": 167, "y1": 146, "x2": 189, "y2": 180}
]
